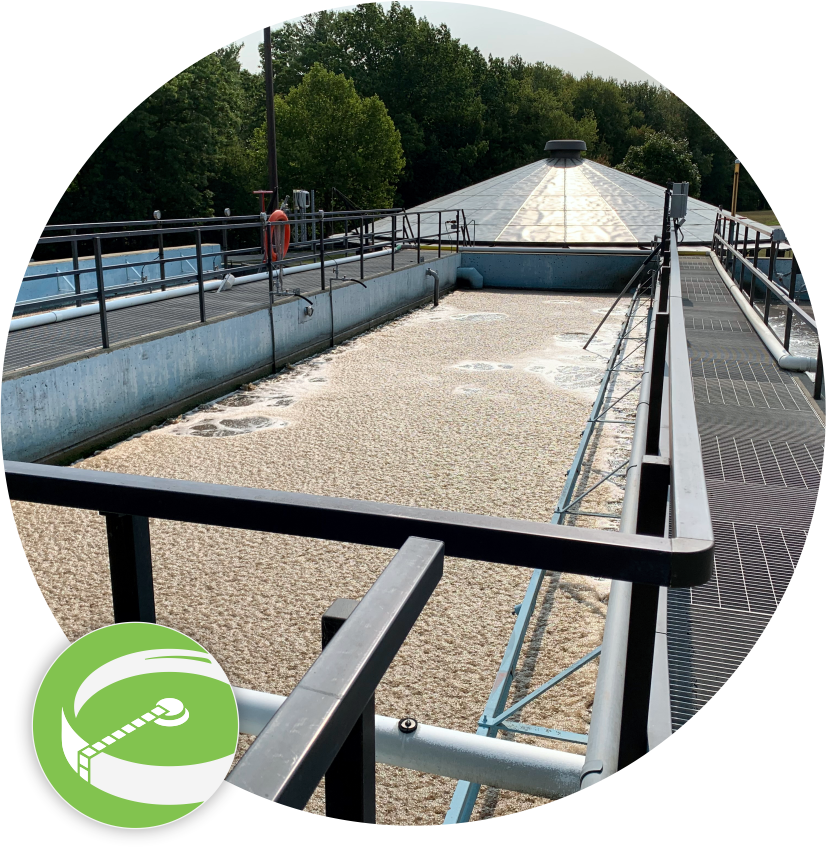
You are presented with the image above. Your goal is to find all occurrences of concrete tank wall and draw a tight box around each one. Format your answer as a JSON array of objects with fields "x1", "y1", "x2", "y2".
[
  {"x1": 461, "y1": 250, "x2": 648, "y2": 291},
  {"x1": 2, "y1": 255, "x2": 459, "y2": 463}
]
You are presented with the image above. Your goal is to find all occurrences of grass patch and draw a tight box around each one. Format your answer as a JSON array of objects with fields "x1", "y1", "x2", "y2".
[{"x1": 736, "y1": 210, "x2": 780, "y2": 226}]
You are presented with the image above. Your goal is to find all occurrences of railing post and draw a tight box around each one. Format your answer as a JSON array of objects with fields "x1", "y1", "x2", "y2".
[
  {"x1": 783, "y1": 256, "x2": 799, "y2": 349},
  {"x1": 645, "y1": 312, "x2": 670, "y2": 454},
  {"x1": 93, "y1": 236, "x2": 109, "y2": 349},
  {"x1": 618, "y1": 454, "x2": 669, "y2": 769},
  {"x1": 417, "y1": 213, "x2": 421, "y2": 262},
  {"x1": 321, "y1": 598, "x2": 376, "y2": 823},
  {"x1": 455, "y1": 208, "x2": 460, "y2": 252},
  {"x1": 157, "y1": 221, "x2": 166, "y2": 291},
  {"x1": 742, "y1": 226, "x2": 750, "y2": 295},
  {"x1": 196, "y1": 229, "x2": 206, "y2": 323},
  {"x1": 103, "y1": 513, "x2": 156, "y2": 623},
  {"x1": 391, "y1": 214, "x2": 396, "y2": 271},
  {"x1": 319, "y1": 211, "x2": 326, "y2": 290},
  {"x1": 266, "y1": 220, "x2": 275, "y2": 298},
  {"x1": 731, "y1": 221, "x2": 743, "y2": 290},
  {"x1": 70, "y1": 229, "x2": 82, "y2": 308},
  {"x1": 360, "y1": 215, "x2": 364, "y2": 280},
  {"x1": 813, "y1": 346, "x2": 823, "y2": 401},
  {"x1": 222, "y1": 218, "x2": 230, "y2": 270},
  {"x1": 749, "y1": 231, "x2": 761, "y2": 305},
  {"x1": 344, "y1": 217, "x2": 348, "y2": 253},
  {"x1": 438, "y1": 211, "x2": 442, "y2": 258}
]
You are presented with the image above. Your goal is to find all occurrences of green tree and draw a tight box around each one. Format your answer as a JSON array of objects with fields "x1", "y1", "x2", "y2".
[
  {"x1": 251, "y1": 65, "x2": 404, "y2": 210},
  {"x1": 53, "y1": 48, "x2": 246, "y2": 223},
  {"x1": 265, "y1": 3, "x2": 487, "y2": 204},
  {"x1": 617, "y1": 131, "x2": 702, "y2": 193}
]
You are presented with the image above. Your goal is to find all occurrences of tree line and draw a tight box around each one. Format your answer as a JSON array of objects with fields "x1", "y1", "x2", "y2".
[{"x1": 52, "y1": 2, "x2": 768, "y2": 225}]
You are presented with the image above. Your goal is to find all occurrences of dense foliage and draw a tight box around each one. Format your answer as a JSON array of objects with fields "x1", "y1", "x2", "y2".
[{"x1": 52, "y1": 3, "x2": 768, "y2": 224}]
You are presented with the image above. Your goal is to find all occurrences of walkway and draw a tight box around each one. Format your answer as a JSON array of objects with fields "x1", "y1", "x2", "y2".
[
  {"x1": 4, "y1": 249, "x2": 439, "y2": 376},
  {"x1": 668, "y1": 255, "x2": 824, "y2": 729}
]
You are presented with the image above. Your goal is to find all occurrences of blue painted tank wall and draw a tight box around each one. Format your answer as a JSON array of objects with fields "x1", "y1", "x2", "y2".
[
  {"x1": 460, "y1": 250, "x2": 649, "y2": 291},
  {"x1": 21, "y1": 245, "x2": 223, "y2": 303}
]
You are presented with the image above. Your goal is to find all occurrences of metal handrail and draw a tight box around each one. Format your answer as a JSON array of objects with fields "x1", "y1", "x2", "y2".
[
  {"x1": 581, "y1": 196, "x2": 714, "y2": 790},
  {"x1": 714, "y1": 232, "x2": 817, "y2": 332},
  {"x1": 227, "y1": 536, "x2": 444, "y2": 808},
  {"x1": 4, "y1": 460, "x2": 712, "y2": 586}
]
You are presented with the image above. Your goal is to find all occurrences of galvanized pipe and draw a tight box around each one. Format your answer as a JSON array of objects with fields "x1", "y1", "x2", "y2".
[
  {"x1": 580, "y1": 279, "x2": 658, "y2": 790},
  {"x1": 233, "y1": 687, "x2": 583, "y2": 799},
  {"x1": 10, "y1": 248, "x2": 395, "y2": 332},
  {"x1": 710, "y1": 251, "x2": 818, "y2": 371}
]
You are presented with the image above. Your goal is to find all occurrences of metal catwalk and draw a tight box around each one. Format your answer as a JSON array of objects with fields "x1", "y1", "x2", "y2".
[{"x1": 667, "y1": 255, "x2": 824, "y2": 728}]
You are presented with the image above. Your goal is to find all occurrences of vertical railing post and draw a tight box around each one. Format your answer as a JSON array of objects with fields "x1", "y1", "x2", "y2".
[
  {"x1": 70, "y1": 229, "x2": 82, "y2": 308},
  {"x1": 196, "y1": 229, "x2": 206, "y2": 323},
  {"x1": 321, "y1": 598, "x2": 376, "y2": 823},
  {"x1": 103, "y1": 513, "x2": 156, "y2": 623},
  {"x1": 344, "y1": 217, "x2": 348, "y2": 252},
  {"x1": 455, "y1": 209, "x2": 460, "y2": 252},
  {"x1": 763, "y1": 261, "x2": 774, "y2": 325},
  {"x1": 391, "y1": 214, "x2": 396, "y2": 271},
  {"x1": 360, "y1": 216, "x2": 364, "y2": 280},
  {"x1": 727, "y1": 218, "x2": 735, "y2": 273},
  {"x1": 319, "y1": 211, "x2": 326, "y2": 290},
  {"x1": 813, "y1": 346, "x2": 823, "y2": 401},
  {"x1": 417, "y1": 213, "x2": 421, "y2": 262},
  {"x1": 93, "y1": 236, "x2": 109, "y2": 349},
  {"x1": 222, "y1": 217, "x2": 230, "y2": 272},
  {"x1": 782, "y1": 256, "x2": 799, "y2": 348},
  {"x1": 157, "y1": 221, "x2": 166, "y2": 291},
  {"x1": 266, "y1": 220, "x2": 275, "y2": 298},
  {"x1": 749, "y1": 231, "x2": 760, "y2": 305},
  {"x1": 734, "y1": 223, "x2": 743, "y2": 287},
  {"x1": 742, "y1": 226, "x2": 750, "y2": 294},
  {"x1": 438, "y1": 211, "x2": 442, "y2": 258}
]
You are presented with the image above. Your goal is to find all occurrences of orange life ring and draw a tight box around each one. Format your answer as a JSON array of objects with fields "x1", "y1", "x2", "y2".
[{"x1": 264, "y1": 210, "x2": 290, "y2": 262}]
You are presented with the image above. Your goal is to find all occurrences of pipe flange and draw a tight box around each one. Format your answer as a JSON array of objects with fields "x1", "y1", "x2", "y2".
[{"x1": 398, "y1": 717, "x2": 418, "y2": 734}]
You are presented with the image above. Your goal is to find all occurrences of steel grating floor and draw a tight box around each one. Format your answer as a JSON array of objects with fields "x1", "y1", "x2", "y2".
[
  {"x1": 667, "y1": 256, "x2": 824, "y2": 730},
  {"x1": 3, "y1": 249, "x2": 440, "y2": 376}
]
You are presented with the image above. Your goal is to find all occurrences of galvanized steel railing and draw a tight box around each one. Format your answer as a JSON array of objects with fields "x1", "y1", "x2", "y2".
[
  {"x1": 5, "y1": 186, "x2": 715, "y2": 820},
  {"x1": 711, "y1": 210, "x2": 821, "y2": 397}
]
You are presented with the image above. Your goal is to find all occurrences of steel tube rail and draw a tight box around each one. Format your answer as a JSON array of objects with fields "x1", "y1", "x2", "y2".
[
  {"x1": 446, "y1": 286, "x2": 649, "y2": 822},
  {"x1": 232, "y1": 687, "x2": 583, "y2": 799},
  {"x1": 580, "y1": 296, "x2": 656, "y2": 790},
  {"x1": 4, "y1": 461, "x2": 713, "y2": 587},
  {"x1": 227, "y1": 537, "x2": 445, "y2": 808},
  {"x1": 11, "y1": 248, "x2": 396, "y2": 332},
  {"x1": 715, "y1": 234, "x2": 817, "y2": 331},
  {"x1": 710, "y1": 250, "x2": 818, "y2": 372}
]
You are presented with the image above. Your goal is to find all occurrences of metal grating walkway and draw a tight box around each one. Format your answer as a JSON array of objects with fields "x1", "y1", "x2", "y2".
[
  {"x1": 667, "y1": 255, "x2": 824, "y2": 730},
  {"x1": 3, "y1": 249, "x2": 439, "y2": 376}
]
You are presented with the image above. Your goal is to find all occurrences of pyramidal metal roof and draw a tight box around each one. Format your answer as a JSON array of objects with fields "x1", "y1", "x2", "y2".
[{"x1": 400, "y1": 157, "x2": 722, "y2": 244}]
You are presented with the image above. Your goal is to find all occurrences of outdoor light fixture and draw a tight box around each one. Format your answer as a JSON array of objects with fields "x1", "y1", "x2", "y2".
[
  {"x1": 153, "y1": 210, "x2": 161, "y2": 220},
  {"x1": 224, "y1": 208, "x2": 231, "y2": 217}
]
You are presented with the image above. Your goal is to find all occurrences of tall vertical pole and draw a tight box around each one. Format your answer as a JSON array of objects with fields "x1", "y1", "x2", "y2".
[
  {"x1": 264, "y1": 27, "x2": 279, "y2": 213},
  {"x1": 731, "y1": 159, "x2": 740, "y2": 218}
]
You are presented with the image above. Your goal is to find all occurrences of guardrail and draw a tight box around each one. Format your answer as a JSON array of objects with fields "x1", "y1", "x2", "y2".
[
  {"x1": 5, "y1": 186, "x2": 714, "y2": 820},
  {"x1": 712, "y1": 210, "x2": 821, "y2": 397},
  {"x1": 4, "y1": 327, "x2": 713, "y2": 815},
  {"x1": 14, "y1": 207, "x2": 470, "y2": 345},
  {"x1": 582, "y1": 185, "x2": 713, "y2": 787}
]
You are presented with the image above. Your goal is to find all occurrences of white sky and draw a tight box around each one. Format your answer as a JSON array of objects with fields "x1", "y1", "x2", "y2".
[{"x1": 234, "y1": 2, "x2": 660, "y2": 84}]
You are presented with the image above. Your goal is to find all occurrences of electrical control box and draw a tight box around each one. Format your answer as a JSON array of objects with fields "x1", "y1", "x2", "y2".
[
  {"x1": 671, "y1": 182, "x2": 690, "y2": 219},
  {"x1": 292, "y1": 189, "x2": 310, "y2": 210}
]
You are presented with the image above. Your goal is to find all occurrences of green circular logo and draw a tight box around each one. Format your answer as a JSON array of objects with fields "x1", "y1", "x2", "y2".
[{"x1": 33, "y1": 623, "x2": 239, "y2": 828}]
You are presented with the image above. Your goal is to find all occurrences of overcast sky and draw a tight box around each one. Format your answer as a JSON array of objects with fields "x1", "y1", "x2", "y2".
[{"x1": 234, "y1": 2, "x2": 660, "y2": 84}]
